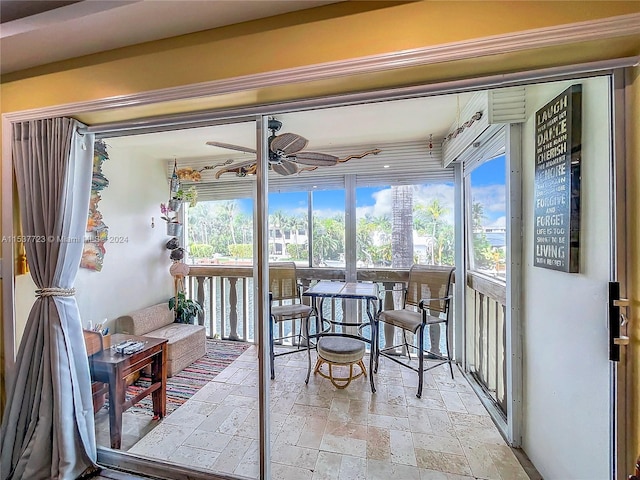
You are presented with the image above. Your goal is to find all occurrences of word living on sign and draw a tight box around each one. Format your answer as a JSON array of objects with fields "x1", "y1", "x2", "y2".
[{"x1": 533, "y1": 84, "x2": 582, "y2": 273}]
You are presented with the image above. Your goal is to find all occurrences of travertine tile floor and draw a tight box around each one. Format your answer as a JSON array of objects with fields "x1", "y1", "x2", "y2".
[{"x1": 114, "y1": 346, "x2": 530, "y2": 480}]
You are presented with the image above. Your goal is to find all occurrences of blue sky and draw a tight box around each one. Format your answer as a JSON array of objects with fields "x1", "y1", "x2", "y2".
[{"x1": 237, "y1": 155, "x2": 506, "y2": 227}]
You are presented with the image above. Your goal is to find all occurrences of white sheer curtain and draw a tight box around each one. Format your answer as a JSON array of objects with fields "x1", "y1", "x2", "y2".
[{"x1": 0, "y1": 118, "x2": 97, "y2": 479}]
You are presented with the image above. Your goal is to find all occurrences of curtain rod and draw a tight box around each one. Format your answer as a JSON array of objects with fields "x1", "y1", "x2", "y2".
[{"x1": 80, "y1": 56, "x2": 639, "y2": 138}]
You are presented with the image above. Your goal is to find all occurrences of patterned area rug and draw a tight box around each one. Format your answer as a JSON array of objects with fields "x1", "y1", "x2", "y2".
[{"x1": 106, "y1": 338, "x2": 250, "y2": 416}]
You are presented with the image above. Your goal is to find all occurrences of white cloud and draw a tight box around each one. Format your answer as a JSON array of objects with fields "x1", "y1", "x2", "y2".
[
  {"x1": 356, "y1": 183, "x2": 456, "y2": 223},
  {"x1": 486, "y1": 216, "x2": 506, "y2": 229},
  {"x1": 470, "y1": 184, "x2": 506, "y2": 225}
]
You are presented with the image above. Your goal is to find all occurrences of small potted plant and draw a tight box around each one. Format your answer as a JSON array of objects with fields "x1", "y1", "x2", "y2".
[
  {"x1": 168, "y1": 292, "x2": 203, "y2": 324},
  {"x1": 160, "y1": 203, "x2": 182, "y2": 236},
  {"x1": 173, "y1": 186, "x2": 198, "y2": 208}
]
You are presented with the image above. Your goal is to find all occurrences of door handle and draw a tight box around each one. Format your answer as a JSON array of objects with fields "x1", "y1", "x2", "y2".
[{"x1": 609, "y1": 282, "x2": 630, "y2": 362}]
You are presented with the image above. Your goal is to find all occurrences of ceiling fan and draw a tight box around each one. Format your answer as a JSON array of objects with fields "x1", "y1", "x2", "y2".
[{"x1": 205, "y1": 118, "x2": 381, "y2": 178}]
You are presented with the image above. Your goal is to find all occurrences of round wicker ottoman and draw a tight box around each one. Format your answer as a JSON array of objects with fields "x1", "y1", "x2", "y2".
[{"x1": 314, "y1": 336, "x2": 367, "y2": 389}]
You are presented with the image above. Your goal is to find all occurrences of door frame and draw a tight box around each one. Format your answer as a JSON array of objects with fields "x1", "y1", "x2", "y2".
[
  {"x1": 611, "y1": 67, "x2": 631, "y2": 480},
  {"x1": 2, "y1": 60, "x2": 637, "y2": 480}
]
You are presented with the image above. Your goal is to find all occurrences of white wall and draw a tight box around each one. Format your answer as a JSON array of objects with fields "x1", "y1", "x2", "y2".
[
  {"x1": 13, "y1": 144, "x2": 173, "y2": 346},
  {"x1": 74, "y1": 145, "x2": 174, "y2": 330},
  {"x1": 521, "y1": 76, "x2": 611, "y2": 479}
]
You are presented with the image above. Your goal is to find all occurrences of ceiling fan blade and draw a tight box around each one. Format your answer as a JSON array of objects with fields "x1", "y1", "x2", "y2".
[
  {"x1": 272, "y1": 160, "x2": 299, "y2": 176},
  {"x1": 270, "y1": 132, "x2": 308, "y2": 155},
  {"x1": 206, "y1": 141, "x2": 256, "y2": 154},
  {"x1": 292, "y1": 151, "x2": 339, "y2": 166},
  {"x1": 214, "y1": 159, "x2": 257, "y2": 178}
]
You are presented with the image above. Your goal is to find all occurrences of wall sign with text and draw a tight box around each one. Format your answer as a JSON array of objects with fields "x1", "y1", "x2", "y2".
[{"x1": 533, "y1": 84, "x2": 582, "y2": 272}]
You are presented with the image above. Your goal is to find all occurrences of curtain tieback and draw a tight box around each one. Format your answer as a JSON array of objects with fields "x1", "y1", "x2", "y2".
[{"x1": 35, "y1": 287, "x2": 76, "y2": 298}]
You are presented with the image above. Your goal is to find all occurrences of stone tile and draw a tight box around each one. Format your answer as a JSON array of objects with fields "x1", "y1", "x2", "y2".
[
  {"x1": 368, "y1": 401, "x2": 409, "y2": 418},
  {"x1": 216, "y1": 407, "x2": 252, "y2": 436},
  {"x1": 106, "y1": 352, "x2": 530, "y2": 480},
  {"x1": 234, "y1": 439, "x2": 259, "y2": 479},
  {"x1": 419, "y1": 468, "x2": 475, "y2": 480},
  {"x1": 197, "y1": 404, "x2": 236, "y2": 433},
  {"x1": 458, "y1": 392, "x2": 489, "y2": 416},
  {"x1": 366, "y1": 425, "x2": 390, "y2": 461},
  {"x1": 272, "y1": 444, "x2": 319, "y2": 470},
  {"x1": 486, "y1": 443, "x2": 531, "y2": 480},
  {"x1": 167, "y1": 445, "x2": 219, "y2": 471},
  {"x1": 406, "y1": 406, "x2": 434, "y2": 434},
  {"x1": 295, "y1": 392, "x2": 333, "y2": 408},
  {"x1": 272, "y1": 462, "x2": 314, "y2": 480},
  {"x1": 128, "y1": 423, "x2": 195, "y2": 458},
  {"x1": 368, "y1": 413, "x2": 410, "y2": 431},
  {"x1": 210, "y1": 435, "x2": 253, "y2": 474},
  {"x1": 162, "y1": 400, "x2": 217, "y2": 429},
  {"x1": 348, "y1": 399, "x2": 370, "y2": 425},
  {"x1": 405, "y1": 387, "x2": 446, "y2": 410},
  {"x1": 414, "y1": 449, "x2": 471, "y2": 476},
  {"x1": 328, "y1": 397, "x2": 351, "y2": 423},
  {"x1": 234, "y1": 408, "x2": 259, "y2": 439},
  {"x1": 460, "y1": 442, "x2": 502, "y2": 480},
  {"x1": 390, "y1": 429, "x2": 417, "y2": 466},
  {"x1": 225, "y1": 368, "x2": 253, "y2": 385},
  {"x1": 412, "y1": 432, "x2": 464, "y2": 456},
  {"x1": 289, "y1": 403, "x2": 331, "y2": 420},
  {"x1": 270, "y1": 412, "x2": 289, "y2": 437},
  {"x1": 366, "y1": 459, "x2": 421, "y2": 480},
  {"x1": 440, "y1": 391, "x2": 468, "y2": 413},
  {"x1": 183, "y1": 429, "x2": 233, "y2": 452},
  {"x1": 313, "y1": 451, "x2": 342, "y2": 480},
  {"x1": 297, "y1": 417, "x2": 327, "y2": 449},
  {"x1": 223, "y1": 394, "x2": 257, "y2": 408},
  {"x1": 191, "y1": 382, "x2": 235, "y2": 404},
  {"x1": 339, "y1": 454, "x2": 367, "y2": 480},
  {"x1": 324, "y1": 420, "x2": 368, "y2": 439},
  {"x1": 275, "y1": 413, "x2": 306, "y2": 446},
  {"x1": 426, "y1": 409, "x2": 457, "y2": 438},
  {"x1": 320, "y1": 432, "x2": 367, "y2": 458}
]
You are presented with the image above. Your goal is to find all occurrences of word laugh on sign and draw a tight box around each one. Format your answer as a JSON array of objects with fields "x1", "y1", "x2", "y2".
[{"x1": 533, "y1": 85, "x2": 582, "y2": 273}]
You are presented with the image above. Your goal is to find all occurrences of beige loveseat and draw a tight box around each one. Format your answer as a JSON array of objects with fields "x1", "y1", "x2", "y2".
[{"x1": 115, "y1": 303, "x2": 206, "y2": 377}]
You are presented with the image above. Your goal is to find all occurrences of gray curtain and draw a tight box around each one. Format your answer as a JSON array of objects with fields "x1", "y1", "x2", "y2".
[{"x1": 1, "y1": 118, "x2": 97, "y2": 479}]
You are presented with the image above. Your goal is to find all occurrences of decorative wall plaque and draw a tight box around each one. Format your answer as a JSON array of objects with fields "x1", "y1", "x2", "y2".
[
  {"x1": 533, "y1": 84, "x2": 582, "y2": 272},
  {"x1": 80, "y1": 140, "x2": 109, "y2": 271}
]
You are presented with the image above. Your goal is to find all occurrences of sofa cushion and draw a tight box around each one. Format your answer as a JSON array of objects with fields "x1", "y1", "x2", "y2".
[
  {"x1": 145, "y1": 323, "x2": 204, "y2": 361},
  {"x1": 116, "y1": 303, "x2": 174, "y2": 336}
]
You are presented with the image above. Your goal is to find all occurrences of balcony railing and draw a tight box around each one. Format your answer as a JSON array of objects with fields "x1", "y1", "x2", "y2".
[
  {"x1": 185, "y1": 265, "x2": 505, "y2": 416},
  {"x1": 185, "y1": 266, "x2": 413, "y2": 345},
  {"x1": 465, "y1": 271, "x2": 507, "y2": 416}
]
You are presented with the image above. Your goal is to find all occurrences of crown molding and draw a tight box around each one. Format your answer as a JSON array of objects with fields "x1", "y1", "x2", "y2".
[{"x1": 4, "y1": 12, "x2": 640, "y2": 122}]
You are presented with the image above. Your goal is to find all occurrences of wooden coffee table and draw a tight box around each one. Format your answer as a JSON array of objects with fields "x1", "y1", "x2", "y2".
[{"x1": 88, "y1": 333, "x2": 167, "y2": 449}]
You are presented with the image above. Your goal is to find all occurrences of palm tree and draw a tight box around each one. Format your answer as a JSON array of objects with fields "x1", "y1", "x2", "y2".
[
  {"x1": 391, "y1": 185, "x2": 414, "y2": 269},
  {"x1": 472, "y1": 201, "x2": 485, "y2": 231}
]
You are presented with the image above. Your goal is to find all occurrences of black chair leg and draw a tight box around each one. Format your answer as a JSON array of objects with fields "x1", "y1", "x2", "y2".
[
  {"x1": 445, "y1": 321, "x2": 454, "y2": 379},
  {"x1": 417, "y1": 324, "x2": 424, "y2": 398},
  {"x1": 269, "y1": 315, "x2": 275, "y2": 380},
  {"x1": 403, "y1": 331, "x2": 412, "y2": 361},
  {"x1": 305, "y1": 315, "x2": 312, "y2": 384}
]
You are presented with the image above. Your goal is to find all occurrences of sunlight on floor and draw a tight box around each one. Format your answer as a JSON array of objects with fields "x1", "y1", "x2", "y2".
[{"x1": 97, "y1": 346, "x2": 530, "y2": 479}]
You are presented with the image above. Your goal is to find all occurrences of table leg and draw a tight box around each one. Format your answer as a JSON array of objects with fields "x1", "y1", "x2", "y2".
[
  {"x1": 108, "y1": 367, "x2": 123, "y2": 449},
  {"x1": 367, "y1": 301, "x2": 376, "y2": 394},
  {"x1": 151, "y1": 344, "x2": 167, "y2": 419}
]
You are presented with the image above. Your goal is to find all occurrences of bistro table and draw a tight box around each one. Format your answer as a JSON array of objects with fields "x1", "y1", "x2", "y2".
[
  {"x1": 88, "y1": 333, "x2": 167, "y2": 449},
  {"x1": 303, "y1": 281, "x2": 379, "y2": 393}
]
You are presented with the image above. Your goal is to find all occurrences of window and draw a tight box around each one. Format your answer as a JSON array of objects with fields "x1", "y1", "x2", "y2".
[
  {"x1": 467, "y1": 154, "x2": 507, "y2": 279},
  {"x1": 268, "y1": 191, "x2": 308, "y2": 265},
  {"x1": 356, "y1": 183, "x2": 455, "y2": 268},
  {"x1": 186, "y1": 198, "x2": 253, "y2": 264},
  {"x1": 312, "y1": 189, "x2": 345, "y2": 268}
]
